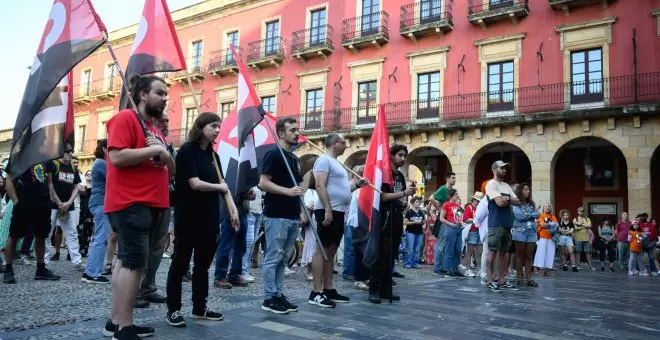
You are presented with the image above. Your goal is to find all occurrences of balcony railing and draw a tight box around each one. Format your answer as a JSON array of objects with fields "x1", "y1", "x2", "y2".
[
  {"x1": 73, "y1": 84, "x2": 92, "y2": 104},
  {"x1": 90, "y1": 77, "x2": 121, "y2": 99},
  {"x1": 172, "y1": 57, "x2": 206, "y2": 82},
  {"x1": 291, "y1": 25, "x2": 334, "y2": 60},
  {"x1": 468, "y1": 0, "x2": 529, "y2": 27},
  {"x1": 400, "y1": 1, "x2": 453, "y2": 37},
  {"x1": 291, "y1": 73, "x2": 660, "y2": 135},
  {"x1": 208, "y1": 47, "x2": 243, "y2": 76},
  {"x1": 549, "y1": 0, "x2": 614, "y2": 12},
  {"x1": 246, "y1": 37, "x2": 286, "y2": 68},
  {"x1": 342, "y1": 11, "x2": 390, "y2": 49}
]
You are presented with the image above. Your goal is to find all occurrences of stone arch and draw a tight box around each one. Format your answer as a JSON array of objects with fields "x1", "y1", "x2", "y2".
[
  {"x1": 343, "y1": 150, "x2": 368, "y2": 171},
  {"x1": 299, "y1": 153, "x2": 319, "y2": 178},
  {"x1": 406, "y1": 146, "x2": 452, "y2": 198},
  {"x1": 467, "y1": 142, "x2": 533, "y2": 197}
]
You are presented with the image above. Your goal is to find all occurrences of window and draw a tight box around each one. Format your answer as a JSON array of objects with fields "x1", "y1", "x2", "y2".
[
  {"x1": 265, "y1": 21, "x2": 280, "y2": 56},
  {"x1": 310, "y1": 8, "x2": 327, "y2": 46},
  {"x1": 76, "y1": 125, "x2": 86, "y2": 153},
  {"x1": 261, "y1": 96, "x2": 276, "y2": 115},
  {"x1": 489, "y1": 0, "x2": 514, "y2": 10},
  {"x1": 100, "y1": 121, "x2": 108, "y2": 139},
  {"x1": 571, "y1": 48, "x2": 603, "y2": 104},
  {"x1": 357, "y1": 81, "x2": 377, "y2": 124},
  {"x1": 220, "y1": 102, "x2": 235, "y2": 119},
  {"x1": 361, "y1": 0, "x2": 380, "y2": 35},
  {"x1": 105, "y1": 64, "x2": 115, "y2": 91},
  {"x1": 82, "y1": 70, "x2": 91, "y2": 96},
  {"x1": 184, "y1": 108, "x2": 198, "y2": 135},
  {"x1": 191, "y1": 41, "x2": 203, "y2": 71},
  {"x1": 226, "y1": 31, "x2": 239, "y2": 64},
  {"x1": 417, "y1": 72, "x2": 440, "y2": 119},
  {"x1": 305, "y1": 89, "x2": 323, "y2": 130},
  {"x1": 487, "y1": 61, "x2": 514, "y2": 112},
  {"x1": 420, "y1": 0, "x2": 442, "y2": 23}
]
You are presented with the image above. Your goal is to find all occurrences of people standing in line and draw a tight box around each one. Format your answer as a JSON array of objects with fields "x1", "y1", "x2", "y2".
[
  {"x1": 165, "y1": 112, "x2": 234, "y2": 328},
  {"x1": 259, "y1": 116, "x2": 304, "y2": 314},
  {"x1": 368, "y1": 144, "x2": 416, "y2": 304},
  {"x1": 82, "y1": 140, "x2": 111, "y2": 284},
  {"x1": 628, "y1": 221, "x2": 647, "y2": 276},
  {"x1": 484, "y1": 161, "x2": 520, "y2": 292},
  {"x1": 242, "y1": 186, "x2": 263, "y2": 283},
  {"x1": 310, "y1": 133, "x2": 367, "y2": 308},
  {"x1": 557, "y1": 209, "x2": 578, "y2": 272},
  {"x1": 403, "y1": 197, "x2": 425, "y2": 269},
  {"x1": 347, "y1": 165, "x2": 369, "y2": 291},
  {"x1": 439, "y1": 189, "x2": 465, "y2": 278},
  {"x1": 213, "y1": 191, "x2": 252, "y2": 289},
  {"x1": 103, "y1": 75, "x2": 173, "y2": 339},
  {"x1": 461, "y1": 192, "x2": 483, "y2": 277},
  {"x1": 430, "y1": 172, "x2": 456, "y2": 274},
  {"x1": 615, "y1": 212, "x2": 631, "y2": 270},
  {"x1": 598, "y1": 219, "x2": 616, "y2": 272},
  {"x1": 301, "y1": 174, "x2": 319, "y2": 281},
  {"x1": 637, "y1": 212, "x2": 659, "y2": 275},
  {"x1": 573, "y1": 207, "x2": 595, "y2": 270},
  {"x1": 534, "y1": 203, "x2": 558, "y2": 277},
  {"x1": 3, "y1": 162, "x2": 61, "y2": 284},
  {"x1": 512, "y1": 183, "x2": 539, "y2": 287},
  {"x1": 45, "y1": 145, "x2": 83, "y2": 271}
]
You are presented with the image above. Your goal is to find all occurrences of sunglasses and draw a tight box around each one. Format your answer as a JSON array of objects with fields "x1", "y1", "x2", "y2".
[{"x1": 64, "y1": 150, "x2": 73, "y2": 153}]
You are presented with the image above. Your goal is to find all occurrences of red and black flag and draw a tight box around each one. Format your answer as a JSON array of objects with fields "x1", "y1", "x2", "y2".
[
  {"x1": 119, "y1": 0, "x2": 186, "y2": 109},
  {"x1": 8, "y1": 0, "x2": 107, "y2": 177}
]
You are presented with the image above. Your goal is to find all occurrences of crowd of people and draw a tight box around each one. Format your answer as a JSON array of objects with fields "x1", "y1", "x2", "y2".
[{"x1": 0, "y1": 75, "x2": 659, "y2": 339}]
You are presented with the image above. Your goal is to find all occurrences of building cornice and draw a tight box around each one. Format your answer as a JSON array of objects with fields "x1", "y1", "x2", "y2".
[
  {"x1": 405, "y1": 46, "x2": 450, "y2": 58},
  {"x1": 555, "y1": 16, "x2": 617, "y2": 33},
  {"x1": 474, "y1": 32, "x2": 526, "y2": 47}
]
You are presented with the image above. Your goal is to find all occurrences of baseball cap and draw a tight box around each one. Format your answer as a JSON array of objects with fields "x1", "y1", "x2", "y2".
[{"x1": 491, "y1": 160, "x2": 510, "y2": 170}]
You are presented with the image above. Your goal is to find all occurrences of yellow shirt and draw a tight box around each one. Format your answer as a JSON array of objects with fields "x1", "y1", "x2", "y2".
[{"x1": 573, "y1": 217, "x2": 591, "y2": 242}]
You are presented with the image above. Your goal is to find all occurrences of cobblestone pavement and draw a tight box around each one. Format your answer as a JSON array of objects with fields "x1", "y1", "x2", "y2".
[{"x1": 2, "y1": 252, "x2": 659, "y2": 339}]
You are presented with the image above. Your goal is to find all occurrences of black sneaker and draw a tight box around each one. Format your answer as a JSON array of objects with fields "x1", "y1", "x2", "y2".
[
  {"x1": 66, "y1": 253, "x2": 71, "y2": 261},
  {"x1": 562, "y1": 265, "x2": 568, "y2": 271},
  {"x1": 435, "y1": 270, "x2": 448, "y2": 276},
  {"x1": 276, "y1": 295, "x2": 298, "y2": 312},
  {"x1": 449, "y1": 271, "x2": 467, "y2": 278},
  {"x1": 3, "y1": 270, "x2": 16, "y2": 284},
  {"x1": 323, "y1": 289, "x2": 349, "y2": 303},
  {"x1": 112, "y1": 325, "x2": 141, "y2": 340},
  {"x1": 487, "y1": 282, "x2": 502, "y2": 292},
  {"x1": 308, "y1": 291, "x2": 336, "y2": 308},
  {"x1": 572, "y1": 266, "x2": 579, "y2": 272},
  {"x1": 34, "y1": 268, "x2": 61, "y2": 281},
  {"x1": 262, "y1": 298, "x2": 289, "y2": 314},
  {"x1": 601, "y1": 267, "x2": 605, "y2": 272},
  {"x1": 102, "y1": 319, "x2": 154, "y2": 338},
  {"x1": 191, "y1": 308, "x2": 224, "y2": 321},
  {"x1": 165, "y1": 310, "x2": 186, "y2": 327},
  {"x1": 498, "y1": 282, "x2": 519, "y2": 291},
  {"x1": 102, "y1": 265, "x2": 113, "y2": 276},
  {"x1": 82, "y1": 273, "x2": 110, "y2": 284},
  {"x1": 51, "y1": 253, "x2": 60, "y2": 261},
  {"x1": 392, "y1": 272, "x2": 405, "y2": 279}
]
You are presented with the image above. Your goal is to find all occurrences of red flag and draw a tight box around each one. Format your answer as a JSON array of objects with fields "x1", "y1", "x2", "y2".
[
  {"x1": 119, "y1": 0, "x2": 187, "y2": 109},
  {"x1": 358, "y1": 105, "x2": 392, "y2": 267},
  {"x1": 9, "y1": 0, "x2": 107, "y2": 176}
]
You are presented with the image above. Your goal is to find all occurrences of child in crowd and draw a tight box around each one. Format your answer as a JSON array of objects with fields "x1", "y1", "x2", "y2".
[{"x1": 628, "y1": 221, "x2": 647, "y2": 276}]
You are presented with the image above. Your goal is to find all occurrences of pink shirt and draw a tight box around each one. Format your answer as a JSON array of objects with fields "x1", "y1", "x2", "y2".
[{"x1": 615, "y1": 221, "x2": 631, "y2": 242}]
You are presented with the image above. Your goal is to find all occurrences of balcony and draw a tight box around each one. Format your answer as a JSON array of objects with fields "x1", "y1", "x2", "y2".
[
  {"x1": 342, "y1": 11, "x2": 390, "y2": 51},
  {"x1": 291, "y1": 25, "x2": 334, "y2": 62},
  {"x1": 73, "y1": 84, "x2": 92, "y2": 105},
  {"x1": 290, "y1": 72, "x2": 660, "y2": 136},
  {"x1": 246, "y1": 37, "x2": 286, "y2": 70},
  {"x1": 208, "y1": 48, "x2": 242, "y2": 77},
  {"x1": 468, "y1": 0, "x2": 529, "y2": 29},
  {"x1": 172, "y1": 58, "x2": 206, "y2": 83},
  {"x1": 400, "y1": 1, "x2": 453, "y2": 41},
  {"x1": 90, "y1": 77, "x2": 120, "y2": 101},
  {"x1": 549, "y1": 0, "x2": 613, "y2": 14}
]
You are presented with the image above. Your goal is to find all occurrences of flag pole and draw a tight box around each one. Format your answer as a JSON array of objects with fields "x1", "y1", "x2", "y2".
[
  {"x1": 262, "y1": 117, "x2": 328, "y2": 261},
  {"x1": 184, "y1": 72, "x2": 240, "y2": 232}
]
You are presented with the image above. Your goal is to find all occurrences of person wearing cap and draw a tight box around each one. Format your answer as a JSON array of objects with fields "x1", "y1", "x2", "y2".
[
  {"x1": 484, "y1": 160, "x2": 520, "y2": 292},
  {"x1": 429, "y1": 171, "x2": 456, "y2": 275},
  {"x1": 460, "y1": 191, "x2": 483, "y2": 277}
]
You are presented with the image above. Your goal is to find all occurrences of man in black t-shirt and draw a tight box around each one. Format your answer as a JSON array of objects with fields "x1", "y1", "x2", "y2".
[
  {"x1": 45, "y1": 147, "x2": 83, "y2": 270},
  {"x1": 258, "y1": 117, "x2": 305, "y2": 315}
]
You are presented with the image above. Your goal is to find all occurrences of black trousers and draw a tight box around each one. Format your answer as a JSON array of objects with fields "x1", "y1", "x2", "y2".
[
  {"x1": 166, "y1": 232, "x2": 218, "y2": 313},
  {"x1": 368, "y1": 236, "x2": 395, "y2": 296},
  {"x1": 599, "y1": 241, "x2": 616, "y2": 263},
  {"x1": 353, "y1": 242, "x2": 369, "y2": 282}
]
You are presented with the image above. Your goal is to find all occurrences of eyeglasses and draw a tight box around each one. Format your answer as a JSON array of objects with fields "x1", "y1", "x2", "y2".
[{"x1": 64, "y1": 150, "x2": 73, "y2": 154}]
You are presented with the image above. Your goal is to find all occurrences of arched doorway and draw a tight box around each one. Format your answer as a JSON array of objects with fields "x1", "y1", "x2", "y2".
[
  {"x1": 469, "y1": 142, "x2": 532, "y2": 194},
  {"x1": 406, "y1": 147, "x2": 452, "y2": 199},
  {"x1": 344, "y1": 150, "x2": 368, "y2": 170},
  {"x1": 552, "y1": 137, "x2": 628, "y2": 228},
  {"x1": 299, "y1": 154, "x2": 319, "y2": 178},
  {"x1": 652, "y1": 146, "x2": 660, "y2": 219}
]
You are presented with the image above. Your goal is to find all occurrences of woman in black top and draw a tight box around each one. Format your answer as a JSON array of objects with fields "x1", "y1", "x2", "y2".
[{"x1": 165, "y1": 112, "x2": 237, "y2": 327}]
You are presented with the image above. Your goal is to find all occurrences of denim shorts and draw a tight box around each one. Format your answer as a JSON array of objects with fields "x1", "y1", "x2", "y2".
[
  {"x1": 107, "y1": 204, "x2": 166, "y2": 270},
  {"x1": 575, "y1": 240, "x2": 591, "y2": 252},
  {"x1": 558, "y1": 235, "x2": 574, "y2": 247},
  {"x1": 512, "y1": 228, "x2": 538, "y2": 243},
  {"x1": 467, "y1": 231, "x2": 482, "y2": 245}
]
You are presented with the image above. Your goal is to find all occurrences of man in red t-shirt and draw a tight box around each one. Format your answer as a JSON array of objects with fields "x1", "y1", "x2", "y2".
[
  {"x1": 637, "y1": 213, "x2": 659, "y2": 275},
  {"x1": 104, "y1": 75, "x2": 174, "y2": 340}
]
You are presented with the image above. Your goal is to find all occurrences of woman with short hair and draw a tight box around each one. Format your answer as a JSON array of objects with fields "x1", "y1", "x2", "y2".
[{"x1": 534, "y1": 203, "x2": 558, "y2": 276}]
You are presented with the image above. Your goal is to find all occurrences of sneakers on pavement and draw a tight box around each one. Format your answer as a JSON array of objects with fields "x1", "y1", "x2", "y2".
[
  {"x1": 262, "y1": 298, "x2": 289, "y2": 314},
  {"x1": 562, "y1": 265, "x2": 568, "y2": 271},
  {"x1": 213, "y1": 280, "x2": 233, "y2": 289},
  {"x1": 82, "y1": 273, "x2": 110, "y2": 284},
  {"x1": 75, "y1": 263, "x2": 85, "y2": 272},
  {"x1": 284, "y1": 267, "x2": 295, "y2": 276},
  {"x1": 102, "y1": 265, "x2": 113, "y2": 276},
  {"x1": 308, "y1": 291, "x2": 336, "y2": 308},
  {"x1": 191, "y1": 307, "x2": 224, "y2": 321},
  {"x1": 241, "y1": 274, "x2": 255, "y2": 283},
  {"x1": 165, "y1": 310, "x2": 186, "y2": 327},
  {"x1": 323, "y1": 289, "x2": 349, "y2": 303},
  {"x1": 499, "y1": 282, "x2": 519, "y2": 291},
  {"x1": 276, "y1": 295, "x2": 298, "y2": 312},
  {"x1": 111, "y1": 325, "x2": 141, "y2": 340},
  {"x1": 464, "y1": 269, "x2": 476, "y2": 277},
  {"x1": 3, "y1": 270, "x2": 16, "y2": 284},
  {"x1": 228, "y1": 277, "x2": 249, "y2": 287},
  {"x1": 628, "y1": 270, "x2": 636, "y2": 276},
  {"x1": 354, "y1": 281, "x2": 369, "y2": 290},
  {"x1": 640, "y1": 271, "x2": 650, "y2": 276},
  {"x1": 392, "y1": 272, "x2": 405, "y2": 279},
  {"x1": 21, "y1": 254, "x2": 36, "y2": 265},
  {"x1": 51, "y1": 253, "x2": 60, "y2": 261},
  {"x1": 103, "y1": 319, "x2": 154, "y2": 337},
  {"x1": 572, "y1": 266, "x2": 579, "y2": 272},
  {"x1": 34, "y1": 268, "x2": 61, "y2": 281},
  {"x1": 486, "y1": 282, "x2": 501, "y2": 292}
]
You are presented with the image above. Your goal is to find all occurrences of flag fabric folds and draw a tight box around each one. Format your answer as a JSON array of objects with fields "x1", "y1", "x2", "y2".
[
  {"x1": 358, "y1": 105, "x2": 392, "y2": 267},
  {"x1": 9, "y1": 0, "x2": 107, "y2": 176},
  {"x1": 119, "y1": 0, "x2": 186, "y2": 109}
]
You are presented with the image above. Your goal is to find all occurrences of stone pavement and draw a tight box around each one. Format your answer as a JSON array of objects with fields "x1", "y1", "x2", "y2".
[{"x1": 1, "y1": 253, "x2": 659, "y2": 340}]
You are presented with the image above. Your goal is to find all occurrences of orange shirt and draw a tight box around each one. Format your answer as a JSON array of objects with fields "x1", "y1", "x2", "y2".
[
  {"x1": 537, "y1": 213, "x2": 558, "y2": 240},
  {"x1": 629, "y1": 230, "x2": 643, "y2": 253}
]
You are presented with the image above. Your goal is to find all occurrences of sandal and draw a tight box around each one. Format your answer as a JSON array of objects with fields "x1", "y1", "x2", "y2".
[{"x1": 526, "y1": 280, "x2": 538, "y2": 288}]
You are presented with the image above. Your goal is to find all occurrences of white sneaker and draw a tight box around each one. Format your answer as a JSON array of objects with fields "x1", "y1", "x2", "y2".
[
  {"x1": 640, "y1": 271, "x2": 650, "y2": 276},
  {"x1": 458, "y1": 264, "x2": 467, "y2": 271},
  {"x1": 652, "y1": 272, "x2": 659, "y2": 277},
  {"x1": 306, "y1": 274, "x2": 313, "y2": 281},
  {"x1": 284, "y1": 267, "x2": 295, "y2": 276},
  {"x1": 354, "y1": 281, "x2": 369, "y2": 290},
  {"x1": 633, "y1": 270, "x2": 640, "y2": 275},
  {"x1": 162, "y1": 253, "x2": 171, "y2": 259},
  {"x1": 628, "y1": 271, "x2": 635, "y2": 276},
  {"x1": 242, "y1": 274, "x2": 255, "y2": 283},
  {"x1": 464, "y1": 269, "x2": 476, "y2": 277}
]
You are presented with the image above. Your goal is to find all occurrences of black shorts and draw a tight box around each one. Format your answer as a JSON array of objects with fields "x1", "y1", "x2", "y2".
[
  {"x1": 107, "y1": 204, "x2": 166, "y2": 270},
  {"x1": 9, "y1": 200, "x2": 52, "y2": 239},
  {"x1": 314, "y1": 210, "x2": 345, "y2": 248}
]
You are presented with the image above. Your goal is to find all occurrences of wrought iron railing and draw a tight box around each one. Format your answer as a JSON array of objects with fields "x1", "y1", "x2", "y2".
[
  {"x1": 73, "y1": 84, "x2": 92, "y2": 99},
  {"x1": 342, "y1": 11, "x2": 390, "y2": 44},
  {"x1": 291, "y1": 73, "x2": 660, "y2": 134},
  {"x1": 468, "y1": 0, "x2": 528, "y2": 15},
  {"x1": 247, "y1": 37, "x2": 286, "y2": 62},
  {"x1": 292, "y1": 25, "x2": 334, "y2": 53},
  {"x1": 173, "y1": 57, "x2": 206, "y2": 78},
  {"x1": 400, "y1": 1, "x2": 453, "y2": 30},
  {"x1": 208, "y1": 47, "x2": 243, "y2": 71},
  {"x1": 90, "y1": 77, "x2": 121, "y2": 96}
]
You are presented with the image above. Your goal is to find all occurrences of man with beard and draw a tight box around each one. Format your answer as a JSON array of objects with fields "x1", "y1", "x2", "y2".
[
  {"x1": 369, "y1": 144, "x2": 416, "y2": 304},
  {"x1": 103, "y1": 75, "x2": 174, "y2": 340}
]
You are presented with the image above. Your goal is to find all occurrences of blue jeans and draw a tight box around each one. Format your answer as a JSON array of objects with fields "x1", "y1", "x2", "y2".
[
  {"x1": 262, "y1": 217, "x2": 299, "y2": 300},
  {"x1": 433, "y1": 224, "x2": 446, "y2": 272},
  {"x1": 403, "y1": 232, "x2": 423, "y2": 267},
  {"x1": 342, "y1": 224, "x2": 354, "y2": 278},
  {"x1": 442, "y1": 226, "x2": 462, "y2": 272},
  {"x1": 644, "y1": 248, "x2": 658, "y2": 272},
  {"x1": 83, "y1": 205, "x2": 110, "y2": 277},
  {"x1": 214, "y1": 215, "x2": 247, "y2": 281},
  {"x1": 242, "y1": 213, "x2": 261, "y2": 275}
]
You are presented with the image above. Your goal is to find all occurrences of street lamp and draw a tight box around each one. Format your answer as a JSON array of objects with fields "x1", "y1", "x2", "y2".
[
  {"x1": 584, "y1": 147, "x2": 594, "y2": 179},
  {"x1": 424, "y1": 164, "x2": 433, "y2": 184}
]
